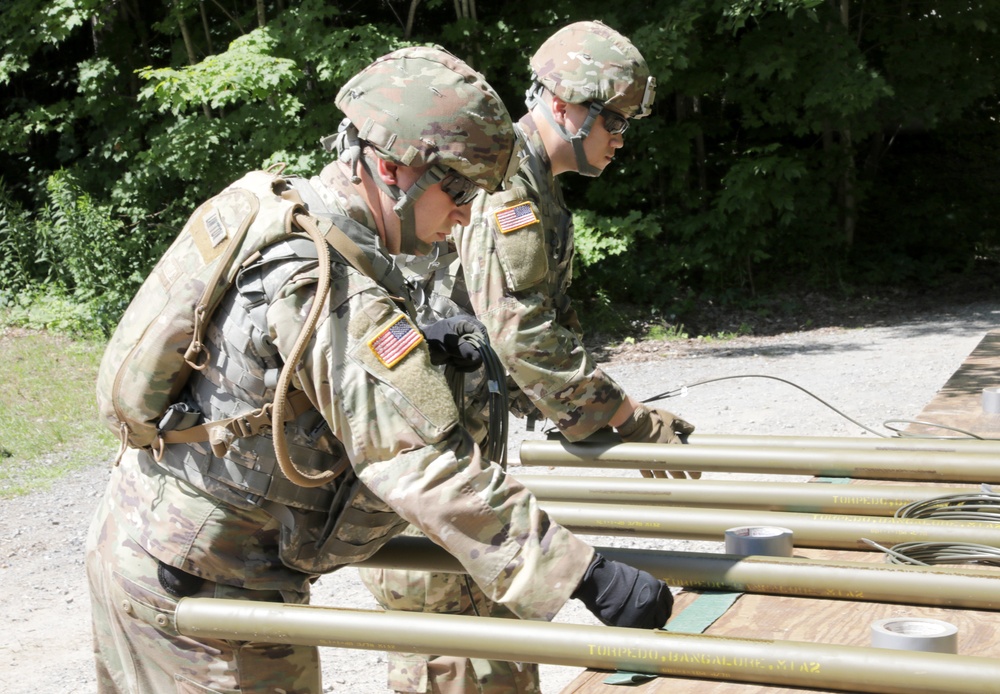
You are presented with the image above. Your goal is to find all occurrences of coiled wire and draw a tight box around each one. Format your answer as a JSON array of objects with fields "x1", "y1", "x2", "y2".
[
  {"x1": 862, "y1": 485, "x2": 1000, "y2": 566},
  {"x1": 447, "y1": 331, "x2": 509, "y2": 467},
  {"x1": 865, "y1": 538, "x2": 1000, "y2": 567},
  {"x1": 895, "y1": 485, "x2": 1000, "y2": 522}
]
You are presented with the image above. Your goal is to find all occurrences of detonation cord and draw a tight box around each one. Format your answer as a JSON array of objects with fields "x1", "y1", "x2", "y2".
[
  {"x1": 641, "y1": 374, "x2": 994, "y2": 440},
  {"x1": 449, "y1": 332, "x2": 509, "y2": 467},
  {"x1": 895, "y1": 485, "x2": 1000, "y2": 522},
  {"x1": 861, "y1": 485, "x2": 1000, "y2": 566},
  {"x1": 863, "y1": 537, "x2": 1000, "y2": 567}
]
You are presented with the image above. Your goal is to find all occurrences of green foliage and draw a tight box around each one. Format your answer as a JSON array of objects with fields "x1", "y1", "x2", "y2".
[
  {"x1": 2, "y1": 1, "x2": 1000, "y2": 337},
  {"x1": 721, "y1": 0, "x2": 824, "y2": 33},
  {"x1": 645, "y1": 321, "x2": 689, "y2": 341},
  {"x1": 0, "y1": 187, "x2": 36, "y2": 297},
  {"x1": 139, "y1": 29, "x2": 300, "y2": 113},
  {"x1": 573, "y1": 209, "x2": 660, "y2": 268},
  {"x1": 1, "y1": 172, "x2": 153, "y2": 335}
]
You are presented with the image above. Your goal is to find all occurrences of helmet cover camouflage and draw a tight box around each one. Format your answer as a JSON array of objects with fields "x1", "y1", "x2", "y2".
[
  {"x1": 530, "y1": 20, "x2": 655, "y2": 119},
  {"x1": 335, "y1": 45, "x2": 519, "y2": 193}
]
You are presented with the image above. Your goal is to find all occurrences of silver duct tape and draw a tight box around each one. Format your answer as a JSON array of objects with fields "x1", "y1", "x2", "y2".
[
  {"x1": 982, "y1": 387, "x2": 1000, "y2": 414},
  {"x1": 724, "y1": 526, "x2": 794, "y2": 557},
  {"x1": 871, "y1": 617, "x2": 958, "y2": 654}
]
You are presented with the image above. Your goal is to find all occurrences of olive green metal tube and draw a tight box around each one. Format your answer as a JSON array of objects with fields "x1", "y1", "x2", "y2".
[
  {"x1": 356, "y1": 536, "x2": 1000, "y2": 610},
  {"x1": 688, "y1": 433, "x2": 1000, "y2": 454},
  {"x1": 518, "y1": 475, "x2": 970, "y2": 516},
  {"x1": 539, "y1": 500, "x2": 1000, "y2": 550},
  {"x1": 175, "y1": 598, "x2": 1000, "y2": 693},
  {"x1": 518, "y1": 439, "x2": 1000, "y2": 483}
]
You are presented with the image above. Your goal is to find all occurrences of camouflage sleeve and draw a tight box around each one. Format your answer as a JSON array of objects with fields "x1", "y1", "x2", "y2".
[
  {"x1": 267, "y1": 267, "x2": 593, "y2": 620},
  {"x1": 456, "y1": 190, "x2": 626, "y2": 441}
]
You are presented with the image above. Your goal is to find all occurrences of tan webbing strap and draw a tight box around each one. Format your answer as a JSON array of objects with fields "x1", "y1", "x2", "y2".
[
  {"x1": 183, "y1": 191, "x2": 264, "y2": 371},
  {"x1": 157, "y1": 390, "x2": 314, "y2": 448},
  {"x1": 158, "y1": 210, "x2": 376, "y2": 490},
  {"x1": 279, "y1": 185, "x2": 379, "y2": 283},
  {"x1": 268, "y1": 212, "x2": 340, "y2": 488},
  {"x1": 304, "y1": 213, "x2": 381, "y2": 281}
]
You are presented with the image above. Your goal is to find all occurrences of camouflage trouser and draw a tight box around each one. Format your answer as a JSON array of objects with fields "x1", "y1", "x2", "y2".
[
  {"x1": 359, "y1": 565, "x2": 540, "y2": 694},
  {"x1": 85, "y1": 484, "x2": 320, "y2": 694}
]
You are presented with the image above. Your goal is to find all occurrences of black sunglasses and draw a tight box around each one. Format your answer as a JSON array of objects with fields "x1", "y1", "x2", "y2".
[
  {"x1": 440, "y1": 170, "x2": 479, "y2": 206},
  {"x1": 598, "y1": 107, "x2": 629, "y2": 136}
]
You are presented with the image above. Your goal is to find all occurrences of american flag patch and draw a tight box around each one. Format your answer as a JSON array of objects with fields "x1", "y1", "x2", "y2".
[
  {"x1": 494, "y1": 202, "x2": 538, "y2": 233},
  {"x1": 369, "y1": 315, "x2": 423, "y2": 368}
]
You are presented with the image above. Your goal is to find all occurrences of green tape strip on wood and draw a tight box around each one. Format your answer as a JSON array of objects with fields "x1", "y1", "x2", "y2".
[{"x1": 602, "y1": 591, "x2": 743, "y2": 685}]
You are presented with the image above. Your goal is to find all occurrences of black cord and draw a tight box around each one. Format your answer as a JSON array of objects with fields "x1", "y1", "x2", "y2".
[{"x1": 453, "y1": 332, "x2": 509, "y2": 467}]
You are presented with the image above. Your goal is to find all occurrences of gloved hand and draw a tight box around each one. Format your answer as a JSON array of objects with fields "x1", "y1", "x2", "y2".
[
  {"x1": 615, "y1": 403, "x2": 699, "y2": 479},
  {"x1": 422, "y1": 317, "x2": 486, "y2": 373},
  {"x1": 572, "y1": 553, "x2": 673, "y2": 629}
]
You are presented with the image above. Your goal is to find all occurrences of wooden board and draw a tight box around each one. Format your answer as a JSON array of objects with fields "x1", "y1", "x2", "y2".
[
  {"x1": 904, "y1": 329, "x2": 1000, "y2": 438},
  {"x1": 563, "y1": 329, "x2": 1000, "y2": 694}
]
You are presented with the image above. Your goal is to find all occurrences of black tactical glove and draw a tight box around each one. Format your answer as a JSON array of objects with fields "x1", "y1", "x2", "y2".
[
  {"x1": 573, "y1": 553, "x2": 673, "y2": 629},
  {"x1": 423, "y1": 317, "x2": 486, "y2": 373},
  {"x1": 615, "y1": 403, "x2": 699, "y2": 479}
]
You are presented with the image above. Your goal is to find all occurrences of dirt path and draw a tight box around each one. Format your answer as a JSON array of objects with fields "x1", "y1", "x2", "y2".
[{"x1": 2, "y1": 298, "x2": 998, "y2": 693}]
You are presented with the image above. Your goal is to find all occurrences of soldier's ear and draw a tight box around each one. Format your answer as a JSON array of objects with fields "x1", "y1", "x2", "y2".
[
  {"x1": 377, "y1": 157, "x2": 400, "y2": 186},
  {"x1": 551, "y1": 96, "x2": 570, "y2": 125}
]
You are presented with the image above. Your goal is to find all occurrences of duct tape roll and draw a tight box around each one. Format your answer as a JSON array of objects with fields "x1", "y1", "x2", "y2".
[
  {"x1": 983, "y1": 387, "x2": 1000, "y2": 414},
  {"x1": 724, "y1": 526, "x2": 794, "y2": 557},
  {"x1": 870, "y1": 618, "x2": 958, "y2": 654}
]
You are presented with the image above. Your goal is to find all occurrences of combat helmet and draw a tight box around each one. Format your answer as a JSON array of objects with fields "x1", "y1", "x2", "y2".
[
  {"x1": 330, "y1": 45, "x2": 521, "y2": 254},
  {"x1": 526, "y1": 20, "x2": 656, "y2": 176}
]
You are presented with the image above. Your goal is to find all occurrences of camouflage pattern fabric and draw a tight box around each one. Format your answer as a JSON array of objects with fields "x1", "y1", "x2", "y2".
[
  {"x1": 452, "y1": 114, "x2": 627, "y2": 441},
  {"x1": 359, "y1": 114, "x2": 630, "y2": 694},
  {"x1": 86, "y1": 157, "x2": 594, "y2": 692},
  {"x1": 86, "y1": 459, "x2": 320, "y2": 694},
  {"x1": 530, "y1": 20, "x2": 655, "y2": 119},
  {"x1": 396, "y1": 116, "x2": 627, "y2": 441},
  {"x1": 335, "y1": 45, "x2": 519, "y2": 193},
  {"x1": 360, "y1": 537, "x2": 540, "y2": 693}
]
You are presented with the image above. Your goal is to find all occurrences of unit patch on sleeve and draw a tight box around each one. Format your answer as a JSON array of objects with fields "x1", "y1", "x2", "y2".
[
  {"x1": 368, "y1": 315, "x2": 424, "y2": 368},
  {"x1": 494, "y1": 202, "x2": 539, "y2": 233}
]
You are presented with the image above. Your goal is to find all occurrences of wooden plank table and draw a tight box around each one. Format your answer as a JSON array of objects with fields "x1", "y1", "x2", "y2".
[{"x1": 562, "y1": 329, "x2": 1000, "y2": 693}]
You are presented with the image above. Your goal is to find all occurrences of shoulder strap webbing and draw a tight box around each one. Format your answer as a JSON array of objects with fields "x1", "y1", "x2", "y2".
[{"x1": 160, "y1": 195, "x2": 409, "y2": 490}]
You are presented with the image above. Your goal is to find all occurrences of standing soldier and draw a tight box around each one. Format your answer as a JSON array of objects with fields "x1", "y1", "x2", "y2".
[
  {"x1": 361, "y1": 21, "x2": 697, "y2": 693},
  {"x1": 86, "y1": 45, "x2": 673, "y2": 694}
]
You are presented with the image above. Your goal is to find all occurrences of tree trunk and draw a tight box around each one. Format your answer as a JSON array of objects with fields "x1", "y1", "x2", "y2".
[
  {"x1": 174, "y1": 4, "x2": 212, "y2": 119},
  {"x1": 207, "y1": 0, "x2": 245, "y2": 34},
  {"x1": 452, "y1": 0, "x2": 479, "y2": 66},
  {"x1": 841, "y1": 128, "x2": 856, "y2": 247},
  {"x1": 405, "y1": 0, "x2": 420, "y2": 40},
  {"x1": 839, "y1": 0, "x2": 855, "y2": 247},
  {"x1": 199, "y1": 0, "x2": 214, "y2": 55},
  {"x1": 692, "y1": 96, "x2": 707, "y2": 196}
]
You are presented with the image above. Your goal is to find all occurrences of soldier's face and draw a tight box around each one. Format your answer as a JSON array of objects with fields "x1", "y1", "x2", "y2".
[
  {"x1": 565, "y1": 102, "x2": 625, "y2": 174},
  {"x1": 375, "y1": 160, "x2": 474, "y2": 254},
  {"x1": 398, "y1": 166, "x2": 474, "y2": 250}
]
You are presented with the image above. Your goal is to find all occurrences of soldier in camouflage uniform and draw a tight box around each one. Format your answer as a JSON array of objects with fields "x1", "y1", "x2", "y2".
[
  {"x1": 360, "y1": 22, "x2": 698, "y2": 693},
  {"x1": 86, "y1": 45, "x2": 673, "y2": 694}
]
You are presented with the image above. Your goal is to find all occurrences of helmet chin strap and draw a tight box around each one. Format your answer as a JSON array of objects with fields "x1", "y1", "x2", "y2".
[
  {"x1": 525, "y1": 83, "x2": 605, "y2": 178},
  {"x1": 331, "y1": 121, "x2": 441, "y2": 255},
  {"x1": 386, "y1": 166, "x2": 445, "y2": 256}
]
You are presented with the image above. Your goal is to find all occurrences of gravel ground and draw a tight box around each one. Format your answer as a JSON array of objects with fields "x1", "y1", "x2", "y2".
[{"x1": 2, "y1": 297, "x2": 998, "y2": 694}]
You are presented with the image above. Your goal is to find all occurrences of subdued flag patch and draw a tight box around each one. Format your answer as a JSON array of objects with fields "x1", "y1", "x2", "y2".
[
  {"x1": 369, "y1": 315, "x2": 423, "y2": 368},
  {"x1": 494, "y1": 202, "x2": 538, "y2": 233}
]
